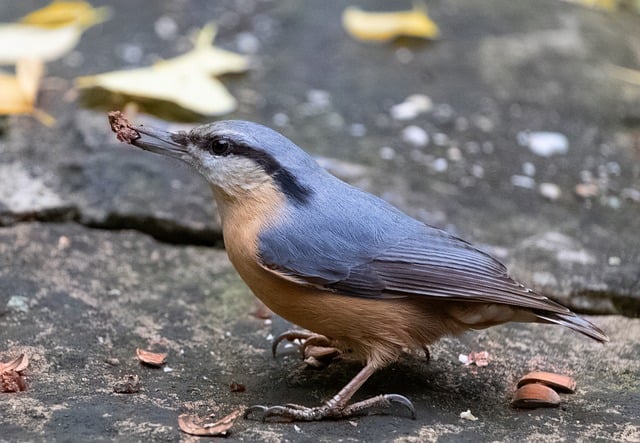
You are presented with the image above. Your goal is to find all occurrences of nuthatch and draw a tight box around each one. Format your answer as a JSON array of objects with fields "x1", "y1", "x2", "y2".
[{"x1": 108, "y1": 112, "x2": 607, "y2": 422}]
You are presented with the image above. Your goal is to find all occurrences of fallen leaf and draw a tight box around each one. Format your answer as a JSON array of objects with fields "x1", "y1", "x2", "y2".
[
  {"x1": 0, "y1": 354, "x2": 29, "y2": 393},
  {"x1": 76, "y1": 23, "x2": 250, "y2": 116},
  {"x1": 113, "y1": 374, "x2": 140, "y2": 394},
  {"x1": 606, "y1": 64, "x2": 640, "y2": 86},
  {"x1": 342, "y1": 4, "x2": 439, "y2": 42},
  {"x1": 136, "y1": 348, "x2": 167, "y2": 367},
  {"x1": 517, "y1": 371, "x2": 576, "y2": 394},
  {"x1": 0, "y1": 353, "x2": 29, "y2": 374},
  {"x1": 0, "y1": 1, "x2": 107, "y2": 65},
  {"x1": 21, "y1": 0, "x2": 110, "y2": 29},
  {"x1": 0, "y1": 59, "x2": 43, "y2": 113},
  {"x1": 178, "y1": 409, "x2": 242, "y2": 437},
  {"x1": 562, "y1": 0, "x2": 618, "y2": 11}
]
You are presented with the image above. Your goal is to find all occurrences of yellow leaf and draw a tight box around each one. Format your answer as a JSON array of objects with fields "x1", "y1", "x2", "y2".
[
  {"x1": 0, "y1": 24, "x2": 84, "y2": 65},
  {"x1": 562, "y1": 0, "x2": 618, "y2": 11},
  {"x1": 342, "y1": 4, "x2": 439, "y2": 42},
  {"x1": 0, "y1": 58, "x2": 49, "y2": 122},
  {"x1": 606, "y1": 64, "x2": 640, "y2": 85},
  {"x1": 76, "y1": 24, "x2": 250, "y2": 116},
  {"x1": 21, "y1": 0, "x2": 110, "y2": 29}
]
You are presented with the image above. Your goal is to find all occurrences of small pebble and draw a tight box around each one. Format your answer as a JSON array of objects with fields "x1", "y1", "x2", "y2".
[
  {"x1": 511, "y1": 175, "x2": 536, "y2": 189},
  {"x1": 519, "y1": 131, "x2": 569, "y2": 157},
  {"x1": 447, "y1": 147, "x2": 462, "y2": 162},
  {"x1": 608, "y1": 256, "x2": 621, "y2": 266},
  {"x1": 522, "y1": 162, "x2": 536, "y2": 177},
  {"x1": 460, "y1": 409, "x2": 478, "y2": 421},
  {"x1": 349, "y1": 123, "x2": 367, "y2": 137},
  {"x1": 539, "y1": 182, "x2": 561, "y2": 201},
  {"x1": 395, "y1": 47, "x2": 414, "y2": 64},
  {"x1": 574, "y1": 183, "x2": 599, "y2": 198},
  {"x1": 235, "y1": 32, "x2": 260, "y2": 54},
  {"x1": 7, "y1": 296, "x2": 29, "y2": 313},
  {"x1": 432, "y1": 158, "x2": 448, "y2": 172},
  {"x1": 272, "y1": 113, "x2": 289, "y2": 127},
  {"x1": 154, "y1": 16, "x2": 178, "y2": 40},
  {"x1": 401, "y1": 125, "x2": 429, "y2": 147},
  {"x1": 433, "y1": 133, "x2": 449, "y2": 147},
  {"x1": 390, "y1": 94, "x2": 432, "y2": 121},
  {"x1": 379, "y1": 146, "x2": 396, "y2": 161}
]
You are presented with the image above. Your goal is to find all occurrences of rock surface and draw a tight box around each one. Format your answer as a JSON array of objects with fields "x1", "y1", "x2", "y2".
[
  {"x1": 1, "y1": 223, "x2": 638, "y2": 442},
  {"x1": 1, "y1": 0, "x2": 639, "y2": 441}
]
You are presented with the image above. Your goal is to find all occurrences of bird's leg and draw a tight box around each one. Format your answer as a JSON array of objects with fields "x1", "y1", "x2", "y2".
[
  {"x1": 244, "y1": 361, "x2": 416, "y2": 421},
  {"x1": 272, "y1": 330, "x2": 341, "y2": 367}
]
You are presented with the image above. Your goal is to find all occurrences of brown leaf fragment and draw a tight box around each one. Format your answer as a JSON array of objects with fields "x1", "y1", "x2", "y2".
[
  {"x1": 136, "y1": 348, "x2": 167, "y2": 367},
  {"x1": 517, "y1": 371, "x2": 576, "y2": 394},
  {"x1": 178, "y1": 409, "x2": 242, "y2": 437},
  {"x1": 0, "y1": 353, "x2": 29, "y2": 373},
  {"x1": 1, "y1": 370, "x2": 27, "y2": 393},
  {"x1": 107, "y1": 110, "x2": 139, "y2": 143},
  {"x1": 113, "y1": 374, "x2": 140, "y2": 394},
  {"x1": 511, "y1": 383, "x2": 561, "y2": 409},
  {"x1": 229, "y1": 381, "x2": 245, "y2": 393}
]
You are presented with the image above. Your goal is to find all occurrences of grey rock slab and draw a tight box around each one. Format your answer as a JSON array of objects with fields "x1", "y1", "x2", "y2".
[{"x1": 0, "y1": 223, "x2": 639, "y2": 442}]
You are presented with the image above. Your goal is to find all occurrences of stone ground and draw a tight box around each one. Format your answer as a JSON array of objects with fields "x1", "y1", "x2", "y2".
[{"x1": 1, "y1": 0, "x2": 639, "y2": 441}]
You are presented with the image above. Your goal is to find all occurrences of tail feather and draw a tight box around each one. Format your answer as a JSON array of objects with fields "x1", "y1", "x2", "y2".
[{"x1": 535, "y1": 311, "x2": 609, "y2": 343}]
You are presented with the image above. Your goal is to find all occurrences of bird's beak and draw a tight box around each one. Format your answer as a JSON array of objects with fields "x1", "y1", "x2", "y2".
[{"x1": 130, "y1": 126, "x2": 190, "y2": 161}]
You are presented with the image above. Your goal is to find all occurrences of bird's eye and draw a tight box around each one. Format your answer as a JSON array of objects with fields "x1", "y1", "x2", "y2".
[{"x1": 206, "y1": 138, "x2": 231, "y2": 156}]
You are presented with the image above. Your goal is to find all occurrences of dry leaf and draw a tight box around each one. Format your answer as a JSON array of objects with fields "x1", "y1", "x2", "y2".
[
  {"x1": 136, "y1": 348, "x2": 167, "y2": 367},
  {"x1": 0, "y1": 59, "x2": 43, "y2": 113},
  {"x1": 21, "y1": 0, "x2": 110, "y2": 29},
  {"x1": 178, "y1": 409, "x2": 242, "y2": 437},
  {"x1": 0, "y1": 353, "x2": 29, "y2": 393},
  {"x1": 606, "y1": 64, "x2": 640, "y2": 86},
  {"x1": 342, "y1": 4, "x2": 439, "y2": 42},
  {"x1": 511, "y1": 383, "x2": 561, "y2": 409},
  {"x1": 0, "y1": 1, "x2": 108, "y2": 65},
  {"x1": 0, "y1": 354, "x2": 29, "y2": 373},
  {"x1": 0, "y1": 59, "x2": 54, "y2": 125},
  {"x1": 562, "y1": 0, "x2": 618, "y2": 11},
  {"x1": 76, "y1": 23, "x2": 250, "y2": 116},
  {"x1": 517, "y1": 371, "x2": 577, "y2": 393}
]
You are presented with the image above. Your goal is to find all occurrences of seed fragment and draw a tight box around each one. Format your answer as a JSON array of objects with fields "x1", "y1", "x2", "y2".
[
  {"x1": 511, "y1": 383, "x2": 561, "y2": 409},
  {"x1": 517, "y1": 371, "x2": 576, "y2": 393}
]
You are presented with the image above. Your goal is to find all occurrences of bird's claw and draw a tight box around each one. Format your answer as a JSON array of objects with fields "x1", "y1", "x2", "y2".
[
  {"x1": 244, "y1": 394, "x2": 416, "y2": 422},
  {"x1": 271, "y1": 330, "x2": 341, "y2": 368}
]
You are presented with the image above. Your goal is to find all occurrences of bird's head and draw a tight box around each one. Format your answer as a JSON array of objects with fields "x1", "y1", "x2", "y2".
[{"x1": 128, "y1": 120, "x2": 318, "y2": 205}]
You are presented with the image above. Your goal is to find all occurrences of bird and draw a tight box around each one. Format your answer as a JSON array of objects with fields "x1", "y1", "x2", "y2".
[{"x1": 108, "y1": 112, "x2": 608, "y2": 422}]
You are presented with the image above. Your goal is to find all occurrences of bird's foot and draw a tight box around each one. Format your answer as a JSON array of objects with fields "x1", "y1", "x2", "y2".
[
  {"x1": 272, "y1": 330, "x2": 341, "y2": 368},
  {"x1": 244, "y1": 394, "x2": 416, "y2": 422}
]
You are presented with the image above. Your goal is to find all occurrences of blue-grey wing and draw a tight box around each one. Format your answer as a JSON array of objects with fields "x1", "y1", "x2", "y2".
[{"x1": 258, "y1": 214, "x2": 569, "y2": 315}]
